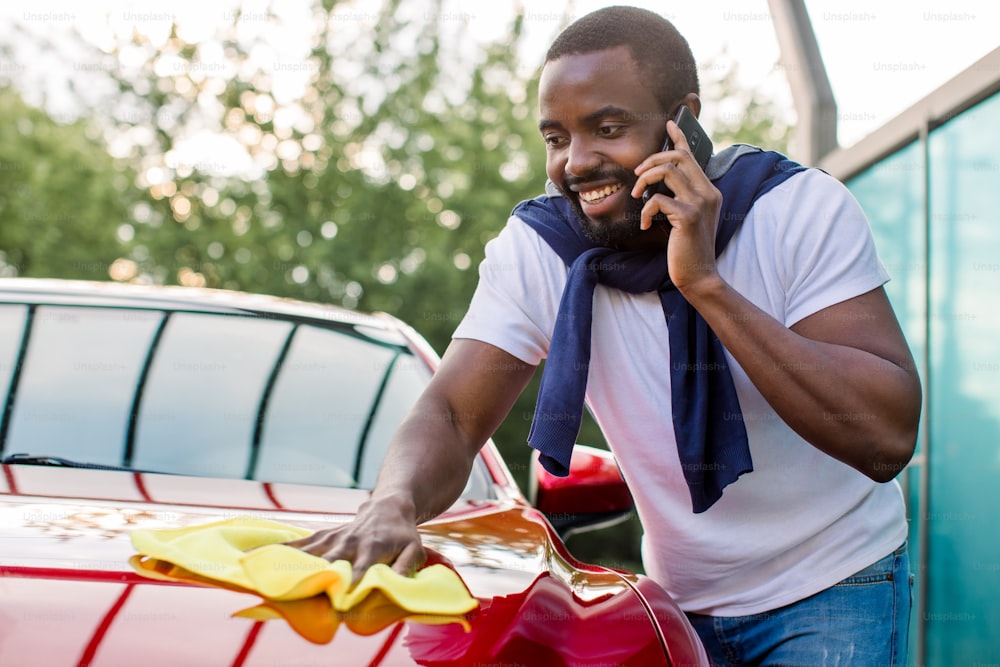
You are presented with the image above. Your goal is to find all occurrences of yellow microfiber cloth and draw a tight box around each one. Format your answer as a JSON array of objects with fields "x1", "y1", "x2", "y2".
[
  {"x1": 128, "y1": 516, "x2": 479, "y2": 617},
  {"x1": 232, "y1": 595, "x2": 470, "y2": 644}
]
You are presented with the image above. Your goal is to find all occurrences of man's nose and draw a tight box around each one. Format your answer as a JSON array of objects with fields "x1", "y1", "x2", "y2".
[{"x1": 565, "y1": 137, "x2": 601, "y2": 177}]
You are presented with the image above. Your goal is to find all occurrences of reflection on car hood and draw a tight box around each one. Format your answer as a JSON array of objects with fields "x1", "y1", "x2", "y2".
[{"x1": 0, "y1": 465, "x2": 701, "y2": 666}]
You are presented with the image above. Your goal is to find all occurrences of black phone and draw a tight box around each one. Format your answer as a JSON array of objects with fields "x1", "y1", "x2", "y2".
[{"x1": 642, "y1": 105, "x2": 713, "y2": 203}]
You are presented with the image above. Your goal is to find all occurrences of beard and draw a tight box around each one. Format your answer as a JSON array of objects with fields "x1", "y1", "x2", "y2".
[{"x1": 560, "y1": 165, "x2": 646, "y2": 248}]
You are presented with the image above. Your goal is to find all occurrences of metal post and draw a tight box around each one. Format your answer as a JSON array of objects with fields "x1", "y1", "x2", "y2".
[
  {"x1": 915, "y1": 115, "x2": 931, "y2": 667},
  {"x1": 766, "y1": 0, "x2": 838, "y2": 165}
]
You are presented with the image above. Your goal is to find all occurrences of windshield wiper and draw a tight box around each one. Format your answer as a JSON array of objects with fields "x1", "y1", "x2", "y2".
[{"x1": 1, "y1": 453, "x2": 145, "y2": 473}]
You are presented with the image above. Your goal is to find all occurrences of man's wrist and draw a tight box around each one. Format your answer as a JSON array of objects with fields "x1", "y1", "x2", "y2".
[
  {"x1": 365, "y1": 491, "x2": 418, "y2": 522},
  {"x1": 677, "y1": 271, "x2": 728, "y2": 305}
]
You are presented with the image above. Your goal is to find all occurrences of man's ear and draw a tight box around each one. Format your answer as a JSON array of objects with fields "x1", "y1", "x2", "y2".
[{"x1": 679, "y1": 93, "x2": 702, "y2": 119}]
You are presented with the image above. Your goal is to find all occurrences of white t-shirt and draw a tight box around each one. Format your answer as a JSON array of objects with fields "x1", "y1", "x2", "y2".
[{"x1": 452, "y1": 167, "x2": 908, "y2": 616}]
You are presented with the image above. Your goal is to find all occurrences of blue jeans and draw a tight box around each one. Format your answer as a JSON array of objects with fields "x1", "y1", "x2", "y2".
[{"x1": 686, "y1": 542, "x2": 913, "y2": 667}]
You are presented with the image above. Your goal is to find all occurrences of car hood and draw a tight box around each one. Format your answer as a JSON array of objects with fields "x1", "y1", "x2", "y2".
[{"x1": 0, "y1": 465, "x2": 704, "y2": 666}]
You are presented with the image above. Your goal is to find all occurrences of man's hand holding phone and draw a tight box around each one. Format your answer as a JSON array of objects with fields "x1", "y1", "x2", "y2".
[
  {"x1": 639, "y1": 106, "x2": 711, "y2": 203},
  {"x1": 634, "y1": 105, "x2": 713, "y2": 225},
  {"x1": 631, "y1": 107, "x2": 723, "y2": 293}
]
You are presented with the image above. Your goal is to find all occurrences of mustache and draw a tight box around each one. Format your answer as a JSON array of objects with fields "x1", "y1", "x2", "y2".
[{"x1": 563, "y1": 166, "x2": 637, "y2": 190}]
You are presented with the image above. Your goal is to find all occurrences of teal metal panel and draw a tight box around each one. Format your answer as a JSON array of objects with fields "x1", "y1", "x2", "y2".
[
  {"x1": 925, "y1": 92, "x2": 1000, "y2": 666},
  {"x1": 848, "y1": 90, "x2": 1000, "y2": 665},
  {"x1": 848, "y1": 141, "x2": 928, "y2": 663}
]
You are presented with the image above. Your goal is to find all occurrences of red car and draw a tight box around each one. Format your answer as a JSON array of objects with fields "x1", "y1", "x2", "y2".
[{"x1": 0, "y1": 278, "x2": 708, "y2": 666}]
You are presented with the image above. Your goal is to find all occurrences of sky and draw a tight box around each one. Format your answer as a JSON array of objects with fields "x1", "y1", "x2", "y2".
[
  {"x1": 502, "y1": 0, "x2": 1000, "y2": 149},
  {"x1": 3, "y1": 0, "x2": 999, "y2": 154}
]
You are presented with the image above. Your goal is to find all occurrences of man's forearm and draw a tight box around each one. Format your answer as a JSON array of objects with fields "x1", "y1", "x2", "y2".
[
  {"x1": 682, "y1": 276, "x2": 921, "y2": 481},
  {"x1": 367, "y1": 398, "x2": 481, "y2": 524},
  {"x1": 360, "y1": 339, "x2": 534, "y2": 531}
]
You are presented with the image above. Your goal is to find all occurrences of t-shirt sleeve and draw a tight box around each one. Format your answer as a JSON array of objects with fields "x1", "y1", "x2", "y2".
[
  {"x1": 451, "y1": 216, "x2": 566, "y2": 365},
  {"x1": 767, "y1": 169, "x2": 892, "y2": 327}
]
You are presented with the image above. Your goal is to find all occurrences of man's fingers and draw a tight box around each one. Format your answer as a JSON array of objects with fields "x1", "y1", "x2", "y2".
[
  {"x1": 640, "y1": 193, "x2": 676, "y2": 231},
  {"x1": 391, "y1": 541, "x2": 428, "y2": 578},
  {"x1": 283, "y1": 514, "x2": 427, "y2": 584},
  {"x1": 633, "y1": 121, "x2": 707, "y2": 196},
  {"x1": 286, "y1": 529, "x2": 423, "y2": 584},
  {"x1": 631, "y1": 160, "x2": 682, "y2": 200},
  {"x1": 666, "y1": 119, "x2": 690, "y2": 152},
  {"x1": 349, "y1": 533, "x2": 414, "y2": 582},
  {"x1": 282, "y1": 534, "x2": 322, "y2": 554},
  {"x1": 283, "y1": 526, "x2": 356, "y2": 562}
]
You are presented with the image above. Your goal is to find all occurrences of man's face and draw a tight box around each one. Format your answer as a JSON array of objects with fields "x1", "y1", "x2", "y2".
[{"x1": 538, "y1": 46, "x2": 668, "y2": 249}]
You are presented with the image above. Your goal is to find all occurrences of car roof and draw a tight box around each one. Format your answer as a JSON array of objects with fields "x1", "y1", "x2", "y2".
[{"x1": 0, "y1": 277, "x2": 397, "y2": 331}]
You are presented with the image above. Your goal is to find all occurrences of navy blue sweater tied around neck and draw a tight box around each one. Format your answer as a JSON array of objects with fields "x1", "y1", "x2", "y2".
[{"x1": 515, "y1": 146, "x2": 806, "y2": 513}]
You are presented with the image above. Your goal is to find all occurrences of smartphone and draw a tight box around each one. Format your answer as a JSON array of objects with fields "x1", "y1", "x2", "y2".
[{"x1": 642, "y1": 105, "x2": 713, "y2": 203}]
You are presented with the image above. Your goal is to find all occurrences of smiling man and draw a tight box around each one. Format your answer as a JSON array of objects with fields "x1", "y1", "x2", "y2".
[{"x1": 293, "y1": 6, "x2": 921, "y2": 665}]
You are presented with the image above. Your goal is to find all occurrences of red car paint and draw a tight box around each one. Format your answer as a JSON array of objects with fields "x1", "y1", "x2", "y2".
[{"x1": 1, "y1": 466, "x2": 707, "y2": 666}]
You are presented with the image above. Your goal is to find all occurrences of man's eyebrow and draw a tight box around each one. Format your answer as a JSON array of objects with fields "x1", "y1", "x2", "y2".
[
  {"x1": 538, "y1": 118, "x2": 562, "y2": 132},
  {"x1": 538, "y1": 105, "x2": 633, "y2": 132},
  {"x1": 581, "y1": 105, "x2": 631, "y2": 122}
]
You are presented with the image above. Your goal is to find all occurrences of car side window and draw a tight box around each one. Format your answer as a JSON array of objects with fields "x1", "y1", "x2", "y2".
[
  {"x1": 0, "y1": 305, "x2": 28, "y2": 419},
  {"x1": 130, "y1": 311, "x2": 293, "y2": 479},
  {"x1": 0, "y1": 304, "x2": 492, "y2": 499},
  {"x1": 354, "y1": 353, "x2": 434, "y2": 488},
  {"x1": 2, "y1": 306, "x2": 160, "y2": 465},
  {"x1": 251, "y1": 323, "x2": 412, "y2": 488}
]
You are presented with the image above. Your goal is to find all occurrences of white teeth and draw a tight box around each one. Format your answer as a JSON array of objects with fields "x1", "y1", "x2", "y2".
[{"x1": 580, "y1": 183, "x2": 622, "y2": 204}]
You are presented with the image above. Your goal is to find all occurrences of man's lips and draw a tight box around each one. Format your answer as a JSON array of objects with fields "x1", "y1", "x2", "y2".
[
  {"x1": 571, "y1": 181, "x2": 631, "y2": 221},
  {"x1": 576, "y1": 181, "x2": 624, "y2": 205}
]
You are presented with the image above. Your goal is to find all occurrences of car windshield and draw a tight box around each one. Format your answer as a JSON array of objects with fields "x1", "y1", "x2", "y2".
[{"x1": 0, "y1": 302, "x2": 492, "y2": 498}]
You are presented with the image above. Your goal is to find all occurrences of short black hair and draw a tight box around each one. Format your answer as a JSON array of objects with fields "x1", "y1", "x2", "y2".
[{"x1": 544, "y1": 6, "x2": 699, "y2": 113}]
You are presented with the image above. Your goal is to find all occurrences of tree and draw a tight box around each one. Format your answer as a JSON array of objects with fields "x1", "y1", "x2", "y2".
[
  {"x1": 34, "y1": 1, "x2": 548, "y2": 355},
  {"x1": 0, "y1": 87, "x2": 138, "y2": 280}
]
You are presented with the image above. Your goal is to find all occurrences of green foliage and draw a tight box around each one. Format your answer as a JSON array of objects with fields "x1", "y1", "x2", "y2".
[
  {"x1": 69, "y1": 2, "x2": 548, "y2": 356},
  {"x1": 0, "y1": 88, "x2": 136, "y2": 280}
]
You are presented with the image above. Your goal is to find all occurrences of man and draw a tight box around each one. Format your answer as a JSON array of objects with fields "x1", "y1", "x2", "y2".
[{"x1": 292, "y1": 6, "x2": 921, "y2": 665}]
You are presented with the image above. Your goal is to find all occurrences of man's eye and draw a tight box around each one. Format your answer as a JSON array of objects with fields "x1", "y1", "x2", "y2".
[
  {"x1": 544, "y1": 135, "x2": 567, "y2": 147},
  {"x1": 598, "y1": 125, "x2": 623, "y2": 137}
]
